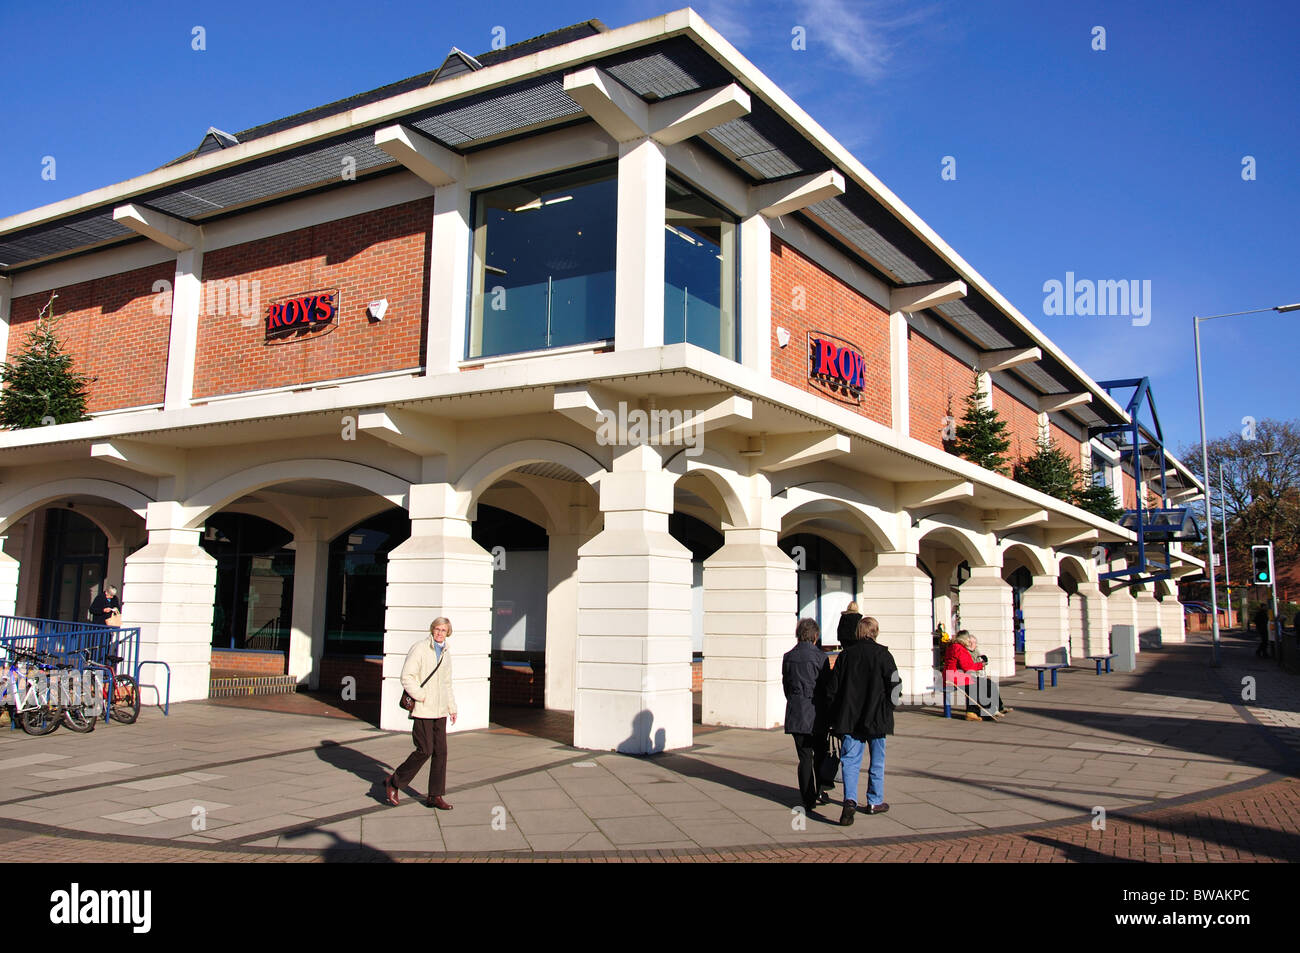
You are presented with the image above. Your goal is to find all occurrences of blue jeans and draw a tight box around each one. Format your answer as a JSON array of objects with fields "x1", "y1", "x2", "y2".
[{"x1": 840, "y1": 735, "x2": 886, "y2": 806}]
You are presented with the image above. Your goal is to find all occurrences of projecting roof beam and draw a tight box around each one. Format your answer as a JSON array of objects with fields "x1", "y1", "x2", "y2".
[
  {"x1": 757, "y1": 432, "x2": 851, "y2": 472},
  {"x1": 897, "y1": 480, "x2": 974, "y2": 510},
  {"x1": 358, "y1": 408, "x2": 454, "y2": 457},
  {"x1": 553, "y1": 384, "x2": 625, "y2": 433},
  {"x1": 1046, "y1": 528, "x2": 1099, "y2": 548},
  {"x1": 1038, "y1": 392, "x2": 1091, "y2": 414},
  {"x1": 983, "y1": 509, "x2": 1050, "y2": 532},
  {"x1": 564, "y1": 67, "x2": 750, "y2": 144},
  {"x1": 889, "y1": 280, "x2": 967, "y2": 314},
  {"x1": 656, "y1": 395, "x2": 752, "y2": 444},
  {"x1": 112, "y1": 204, "x2": 201, "y2": 252},
  {"x1": 977, "y1": 347, "x2": 1042, "y2": 373},
  {"x1": 91, "y1": 440, "x2": 184, "y2": 477},
  {"x1": 374, "y1": 125, "x2": 465, "y2": 187},
  {"x1": 750, "y1": 170, "x2": 845, "y2": 218}
]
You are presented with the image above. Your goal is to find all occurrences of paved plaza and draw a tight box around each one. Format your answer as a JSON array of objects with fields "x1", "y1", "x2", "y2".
[{"x1": 1, "y1": 630, "x2": 1296, "y2": 862}]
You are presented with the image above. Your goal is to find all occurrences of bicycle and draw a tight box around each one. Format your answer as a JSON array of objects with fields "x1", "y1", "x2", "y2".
[
  {"x1": 2, "y1": 648, "x2": 54, "y2": 735},
  {"x1": 75, "y1": 648, "x2": 140, "y2": 725},
  {"x1": 0, "y1": 649, "x2": 97, "y2": 735}
]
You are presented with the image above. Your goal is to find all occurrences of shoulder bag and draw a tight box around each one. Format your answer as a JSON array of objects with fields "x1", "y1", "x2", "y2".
[{"x1": 399, "y1": 650, "x2": 445, "y2": 713}]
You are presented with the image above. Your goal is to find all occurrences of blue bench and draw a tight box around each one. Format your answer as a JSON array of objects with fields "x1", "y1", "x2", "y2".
[
  {"x1": 1027, "y1": 663, "x2": 1067, "y2": 690},
  {"x1": 1085, "y1": 654, "x2": 1116, "y2": 675}
]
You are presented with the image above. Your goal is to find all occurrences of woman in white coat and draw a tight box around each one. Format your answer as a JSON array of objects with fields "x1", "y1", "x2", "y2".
[{"x1": 386, "y1": 617, "x2": 458, "y2": 809}]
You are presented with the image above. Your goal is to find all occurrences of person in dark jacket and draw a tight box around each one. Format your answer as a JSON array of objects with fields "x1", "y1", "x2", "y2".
[
  {"x1": 88, "y1": 584, "x2": 121, "y2": 626},
  {"x1": 837, "y1": 602, "x2": 863, "y2": 648},
  {"x1": 826, "y1": 616, "x2": 899, "y2": 825},
  {"x1": 1254, "y1": 605, "x2": 1270, "y2": 657},
  {"x1": 783, "y1": 618, "x2": 832, "y2": 813}
]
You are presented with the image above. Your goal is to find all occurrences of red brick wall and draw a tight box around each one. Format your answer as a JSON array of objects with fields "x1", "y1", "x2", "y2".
[
  {"x1": 994, "y1": 386, "x2": 1041, "y2": 463},
  {"x1": 1050, "y1": 422, "x2": 1083, "y2": 470},
  {"x1": 209, "y1": 648, "x2": 286, "y2": 676},
  {"x1": 193, "y1": 199, "x2": 433, "y2": 399},
  {"x1": 7, "y1": 263, "x2": 174, "y2": 412},
  {"x1": 1123, "y1": 471, "x2": 1137, "y2": 509},
  {"x1": 908, "y1": 329, "x2": 974, "y2": 451},
  {"x1": 770, "y1": 236, "x2": 891, "y2": 427},
  {"x1": 321, "y1": 656, "x2": 381, "y2": 698}
]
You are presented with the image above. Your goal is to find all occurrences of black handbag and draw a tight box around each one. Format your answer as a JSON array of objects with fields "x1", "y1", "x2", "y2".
[
  {"x1": 818, "y1": 734, "x2": 841, "y2": 789},
  {"x1": 399, "y1": 651, "x2": 444, "y2": 713}
]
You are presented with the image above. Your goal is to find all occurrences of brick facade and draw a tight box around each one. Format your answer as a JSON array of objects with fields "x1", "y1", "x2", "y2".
[
  {"x1": 770, "y1": 236, "x2": 891, "y2": 427},
  {"x1": 193, "y1": 199, "x2": 433, "y2": 399},
  {"x1": 8, "y1": 262, "x2": 175, "y2": 412},
  {"x1": 993, "y1": 386, "x2": 1041, "y2": 463},
  {"x1": 907, "y1": 329, "x2": 974, "y2": 451},
  {"x1": 1050, "y1": 422, "x2": 1083, "y2": 470}
]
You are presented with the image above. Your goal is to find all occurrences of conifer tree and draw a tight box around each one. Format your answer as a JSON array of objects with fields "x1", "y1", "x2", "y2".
[
  {"x1": 0, "y1": 294, "x2": 92, "y2": 429},
  {"x1": 1013, "y1": 432, "x2": 1080, "y2": 501},
  {"x1": 1074, "y1": 468, "x2": 1124, "y2": 522},
  {"x1": 951, "y1": 372, "x2": 1011, "y2": 474}
]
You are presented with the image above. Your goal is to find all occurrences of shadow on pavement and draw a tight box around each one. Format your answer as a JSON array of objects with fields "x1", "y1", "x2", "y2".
[
  {"x1": 282, "y1": 827, "x2": 394, "y2": 862},
  {"x1": 315, "y1": 739, "x2": 396, "y2": 806}
]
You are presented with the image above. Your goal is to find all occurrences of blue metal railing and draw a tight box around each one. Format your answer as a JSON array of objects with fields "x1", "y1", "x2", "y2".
[{"x1": 0, "y1": 615, "x2": 140, "y2": 683}]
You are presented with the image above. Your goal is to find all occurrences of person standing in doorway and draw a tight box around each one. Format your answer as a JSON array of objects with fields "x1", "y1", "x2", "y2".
[
  {"x1": 783, "y1": 618, "x2": 831, "y2": 813},
  {"x1": 89, "y1": 584, "x2": 121, "y2": 627},
  {"x1": 827, "y1": 616, "x2": 900, "y2": 825},
  {"x1": 387, "y1": 617, "x2": 457, "y2": 809},
  {"x1": 1254, "y1": 605, "x2": 1270, "y2": 658}
]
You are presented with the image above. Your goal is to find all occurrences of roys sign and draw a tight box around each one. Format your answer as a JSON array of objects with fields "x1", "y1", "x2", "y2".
[
  {"x1": 809, "y1": 332, "x2": 865, "y2": 401},
  {"x1": 265, "y1": 290, "x2": 338, "y2": 341}
]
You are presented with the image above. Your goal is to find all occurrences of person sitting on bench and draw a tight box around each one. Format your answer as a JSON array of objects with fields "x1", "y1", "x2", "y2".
[{"x1": 943, "y1": 631, "x2": 1009, "y2": 720}]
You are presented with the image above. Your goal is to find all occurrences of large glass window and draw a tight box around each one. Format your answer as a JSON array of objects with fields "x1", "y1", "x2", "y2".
[
  {"x1": 201, "y1": 513, "x2": 295, "y2": 652},
  {"x1": 469, "y1": 164, "x2": 617, "y2": 359},
  {"x1": 325, "y1": 508, "x2": 411, "y2": 655},
  {"x1": 665, "y1": 177, "x2": 737, "y2": 360},
  {"x1": 780, "y1": 533, "x2": 856, "y2": 645}
]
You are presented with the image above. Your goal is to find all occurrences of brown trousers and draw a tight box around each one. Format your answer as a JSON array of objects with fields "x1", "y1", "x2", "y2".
[{"x1": 393, "y1": 717, "x2": 448, "y2": 797}]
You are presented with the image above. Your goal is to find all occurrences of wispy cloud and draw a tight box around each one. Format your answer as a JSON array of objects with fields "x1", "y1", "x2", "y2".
[{"x1": 795, "y1": 0, "x2": 941, "y2": 82}]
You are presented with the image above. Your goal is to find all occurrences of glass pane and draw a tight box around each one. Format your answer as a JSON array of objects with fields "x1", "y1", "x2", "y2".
[
  {"x1": 470, "y1": 165, "x2": 617, "y2": 359},
  {"x1": 664, "y1": 178, "x2": 736, "y2": 359}
]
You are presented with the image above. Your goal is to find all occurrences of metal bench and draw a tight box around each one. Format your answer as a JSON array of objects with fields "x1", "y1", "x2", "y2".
[
  {"x1": 1085, "y1": 654, "x2": 1116, "y2": 675},
  {"x1": 1027, "y1": 663, "x2": 1067, "y2": 690}
]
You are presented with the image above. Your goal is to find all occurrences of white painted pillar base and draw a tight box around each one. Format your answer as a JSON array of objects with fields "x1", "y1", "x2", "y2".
[
  {"x1": 1074, "y1": 582, "x2": 1110, "y2": 657},
  {"x1": 1022, "y1": 574, "x2": 1069, "y2": 666},
  {"x1": 959, "y1": 567, "x2": 1014, "y2": 678},
  {"x1": 122, "y1": 503, "x2": 218, "y2": 704},
  {"x1": 288, "y1": 535, "x2": 329, "y2": 690},
  {"x1": 861, "y1": 552, "x2": 932, "y2": 697},
  {"x1": 701, "y1": 525, "x2": 795, "y2": 729},
  {"x1": 381, "y1": 486, "x2": 493, "y2": 733},
  {"x1": 1135, "y1": 588, "x2": 1162, "y2": 649},
  {"x1": 575, "y1": 457, "x2": 692, "y2": 753},
  {"x1": 1161, "y1": 598, "x2": 1187, "y2": 644},
  {"x1": 545, "y1": 531, "x2": 581, "y2": 712},
  {"x1": 0, "y1": 548, "x2": 19, "y2": 617}
]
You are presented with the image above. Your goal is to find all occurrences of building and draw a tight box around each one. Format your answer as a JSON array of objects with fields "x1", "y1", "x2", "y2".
[{"x1": 0, "y1": 10, "x2": 1203, "y2": 751}]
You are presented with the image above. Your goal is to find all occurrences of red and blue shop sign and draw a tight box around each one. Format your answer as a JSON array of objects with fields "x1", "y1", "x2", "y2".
[
  {"x1": 264, "y1": 289, "x2": 339, "y2": 342},
  {"x1": 808, "y1": 332, "x2": 865, "y2": 401}
]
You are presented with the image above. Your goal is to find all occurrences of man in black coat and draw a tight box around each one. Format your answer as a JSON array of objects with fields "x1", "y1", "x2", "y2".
[
  {"x1": 783, "y1": 618, "x2": 831, "y2": 813},
  {"x1": 826, "y1": 615, "x2": 900, "y2": 825}
]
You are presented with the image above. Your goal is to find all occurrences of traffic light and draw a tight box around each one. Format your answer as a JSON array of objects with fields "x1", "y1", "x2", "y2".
[{"x1": 1251, "y1": 544, "x2": 1274, "y2": 585}]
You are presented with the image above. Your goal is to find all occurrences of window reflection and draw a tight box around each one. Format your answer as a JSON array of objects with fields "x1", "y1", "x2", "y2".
[{"x1": 665, "y1": 177, "x2": 737, "y2": 360}]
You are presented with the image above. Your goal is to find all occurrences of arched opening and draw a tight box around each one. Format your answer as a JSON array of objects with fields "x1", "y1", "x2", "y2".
[
  {"x1": 38, "y1": 508, "x2": 109, "y2": 623},
  {"x1": 779, "y1": 533, "x2": 857, "y2": 644},
  {"x1": 669, "y1": 511, "x2": 724, "y2": 657},
  {"x1": 202, "y1": 512, "x2": 296, "y2": 652},
  {"x1": 326, "y1": 507, "x2": 410, "y2": 656}
]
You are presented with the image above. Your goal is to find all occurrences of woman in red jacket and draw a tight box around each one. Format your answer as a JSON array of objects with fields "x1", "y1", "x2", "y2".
[{"x1": 943, "y1": 631, "x2": 1007, "y2": 721}]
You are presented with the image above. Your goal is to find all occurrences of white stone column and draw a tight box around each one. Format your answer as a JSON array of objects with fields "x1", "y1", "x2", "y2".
[
  {"x1": 739, "y1": 213, "x2": 771, "y2": 376},
  {"x1": 545, "y1": 529, "x2": 582, "y2": 712},
  {"x1": 427, "y1": 181, "x2": 471, "y2": 375},
  {"x1": 861, "y1": 552, "x2": 932, "y2": 697},
  {"x1": 890, "y1": 311, "x2": 909, "y2": 437},
  {"x1": 164, "y1": 247, "x2": 202, "y2": 410},
  {"x1": 381, "y1": 483, "x2": 493, "y2": 733},
  {"x1": 959, "y1": 566, "x2": 1014, "y2": 678},
  {"x1": 1022, "y1": 574, "x2": 1069, "y2": 666},
  {"x1": 121, "y1": 502, "x2": 218, "y2": 703},
  {"x1": 614, "y1": 137, "x2": 667, "y2": 351},
  {"x1": 1074, "y1": 582, "x2": 1110, "y2": 657},
  {"x1": 0, "y1": 276, "x2": 11, "y2": 376},
  {"x1": 0, "y1": 548, "x2": 19, "y2": 617},
  {"x1": 1135, "y1": 586, "x2": 1162, "y2": 649},
  {"x1": 574, "y1": 446, "x2": 692, "y2": 752},
  {"x1": 1161, "y1": 597, "x2": 1186, "y2": 644},
  {"x1": 288, "y1": 531, "x2": 330, "y2": 690},
  {"x1": 701, "y1": 522, "x2": 796, "y2": 729},
  {"x1": 1108, "y1": 586, "x2": 1138, "y2": 653}
]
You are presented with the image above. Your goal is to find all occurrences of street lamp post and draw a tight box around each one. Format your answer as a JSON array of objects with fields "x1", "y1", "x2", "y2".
[
  {"x1": 1218, "y1": 460, "x2": 1231, "y2": 627},
  {"x1": 1193, "y1": 302, "x2": 1300, "y2": 666}
]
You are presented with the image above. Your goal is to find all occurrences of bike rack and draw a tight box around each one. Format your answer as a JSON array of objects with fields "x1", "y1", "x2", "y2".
[{"x1": 135, "y1": 660, "x2": 171, "y2": 716}]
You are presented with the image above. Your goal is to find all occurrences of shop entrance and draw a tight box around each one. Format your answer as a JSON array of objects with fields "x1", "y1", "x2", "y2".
[
  {"x1": 202, "y1": 512, "x2": 296, "y2": 651},
  {"x1": 38, "y1": 508, "x2": 108, "y2": 623}
]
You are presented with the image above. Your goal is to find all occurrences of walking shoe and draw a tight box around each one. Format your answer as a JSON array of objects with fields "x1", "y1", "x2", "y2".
[
  {"x1": 964, "y1": 711, "x2": 981, "y2": 721},
  {"x1": 817, "y1": 789, "x2": 831, "y2": 805},
  {"x1": 384, "y1": 775, "x2": 399, "y2": 806},
  {"x1": 839, "y1": 800, "x2": 856, "y2": 826},
  {"x1": 425, "y1": 796, "x2": 454, "y2": 810},
  {"x1": 865, "y1": 802, "x2": 890, "y2": 815},
  {"x1": 1000, "y1": 706, "x2": 1013, "y2": 714}
]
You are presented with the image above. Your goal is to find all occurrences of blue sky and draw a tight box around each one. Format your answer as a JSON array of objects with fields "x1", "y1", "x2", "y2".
[{"x1": 2, "y1": 0, "x2": 1296, "y2": 457}]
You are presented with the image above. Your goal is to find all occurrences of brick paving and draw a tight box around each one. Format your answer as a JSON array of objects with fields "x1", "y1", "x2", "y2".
[{"x1": 2, "y1": 629, "x2": 1295, "y2": 863}]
